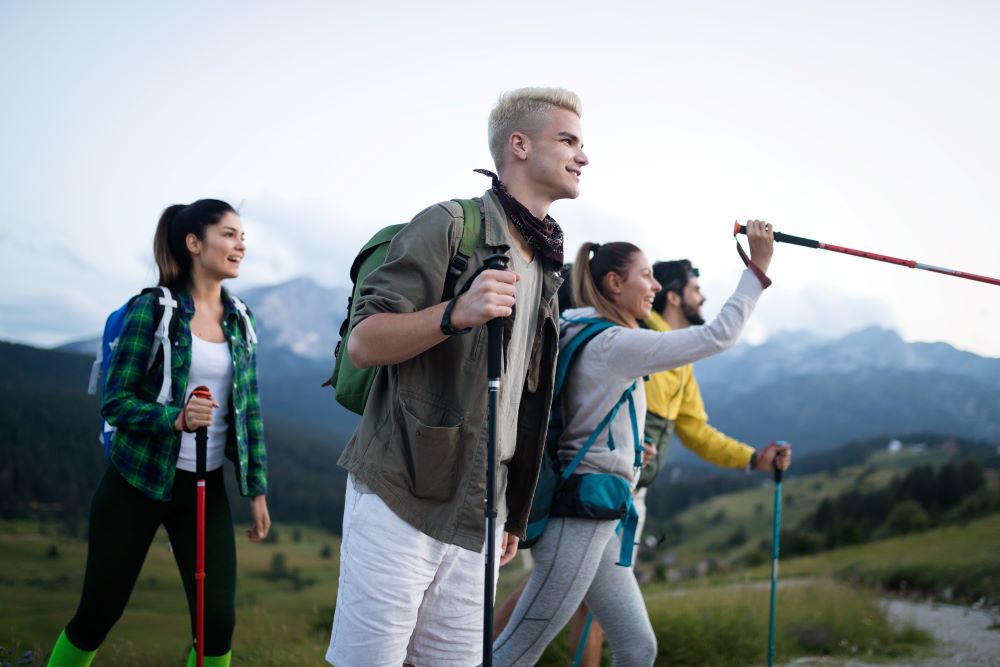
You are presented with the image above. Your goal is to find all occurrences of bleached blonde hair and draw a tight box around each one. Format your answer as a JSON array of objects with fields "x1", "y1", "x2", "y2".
[{"x1": 488, "y1": 87, "x2": 583, "y2": 169}]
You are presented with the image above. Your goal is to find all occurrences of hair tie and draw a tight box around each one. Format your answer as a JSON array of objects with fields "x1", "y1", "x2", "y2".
[{"x1": 591, "y1": 243, "x2": 602, "y2": 256}]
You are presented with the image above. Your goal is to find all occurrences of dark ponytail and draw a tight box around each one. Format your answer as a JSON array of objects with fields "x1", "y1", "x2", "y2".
[
  {"x1": 153, "y1": 199, "x2": 236, "y2": 291},
  {"x1": 571, "y1": 241, "x2": 642, "y2": 327}
]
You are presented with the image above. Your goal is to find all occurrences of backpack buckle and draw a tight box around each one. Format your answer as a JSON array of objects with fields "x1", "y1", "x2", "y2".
[{"x1": 448, "y1": 254, "x2": 469, "y2": 277}]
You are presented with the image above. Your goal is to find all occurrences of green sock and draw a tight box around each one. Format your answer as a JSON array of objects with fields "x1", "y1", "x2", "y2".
[
  {"x1": 47, "y1": 630, "x2": 97, "y2": 667},
  {"x1": 186, "y1": 647, "x2": 232, "y2": 667}
]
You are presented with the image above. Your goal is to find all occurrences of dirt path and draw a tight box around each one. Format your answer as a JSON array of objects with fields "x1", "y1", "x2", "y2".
[{"x1": 788, "y1": 598, "x2": 1000, "y2": 666}]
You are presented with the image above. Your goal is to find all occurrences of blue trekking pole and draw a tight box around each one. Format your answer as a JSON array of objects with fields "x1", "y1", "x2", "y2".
[
  {"x1": 483, "y1": 252, "x2": 510, "y2": 667},
  {"x1": 767, "y1": 458, "x2": 785, "y2": 667}
]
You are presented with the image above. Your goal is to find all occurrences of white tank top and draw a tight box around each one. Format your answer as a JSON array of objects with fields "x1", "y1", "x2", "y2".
[{"x1": 176, "y1": 335, "x2": 233, "y2": 473}]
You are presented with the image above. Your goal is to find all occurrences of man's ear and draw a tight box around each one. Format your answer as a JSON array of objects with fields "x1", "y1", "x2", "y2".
[
  {"x1": 509, "y1": 131, "x2": 530, "y2": 162},
  {"x1": 666, "y1": 291, "x2": 681, "y2": 307}
]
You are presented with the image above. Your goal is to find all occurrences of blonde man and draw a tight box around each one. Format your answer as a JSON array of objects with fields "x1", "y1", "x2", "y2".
[{"x1": 327, "y1": 87, "x2": 588, "y2": 667}]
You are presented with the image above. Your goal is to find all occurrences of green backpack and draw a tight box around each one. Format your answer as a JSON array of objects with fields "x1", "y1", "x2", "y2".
[{"x1": 325, "y1": 199, "x2": 483, "y2": 414}]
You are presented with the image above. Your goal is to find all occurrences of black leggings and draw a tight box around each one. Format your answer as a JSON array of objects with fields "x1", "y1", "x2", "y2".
[{"x1": 65, "y1": 465, "x2": 237, "y2": 656}]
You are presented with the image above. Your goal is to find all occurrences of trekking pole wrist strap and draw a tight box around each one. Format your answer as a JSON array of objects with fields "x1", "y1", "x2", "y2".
[
  {"x1": 734, "y1": 237, "x2": 773, "y2": 289},
  {"x1": 180, "y1": 408, "x2": 194, "y2": 433},
  {"x1": 440, "y1": 293, "x2": 472, "y2": 336}
]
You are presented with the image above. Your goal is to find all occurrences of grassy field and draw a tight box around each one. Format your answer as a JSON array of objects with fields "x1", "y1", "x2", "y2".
[
  {"x1": 757, "y1": 512, "x2": 1000, "y2": 604},
  {"x1": 2, "y1": 519, "x2": 936, "y2": 666},
  {"x1": 0, "y1": 521, "x2": 347, "y2": 665},
  {"x1": 654, "y1": 449, "x2": 994, "y2": 571}
]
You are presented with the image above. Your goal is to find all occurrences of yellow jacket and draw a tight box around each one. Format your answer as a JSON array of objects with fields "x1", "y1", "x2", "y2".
[{"x1": 643, "y1": 311, "x2": 754, "y2": 470}]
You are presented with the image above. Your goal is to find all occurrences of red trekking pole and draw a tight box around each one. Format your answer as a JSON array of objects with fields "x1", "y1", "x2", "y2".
[
  {"x1": 734, "y1": 223, "x2": 1000, "y2": 286},
  {"x1": 190, "y1": 386, "x2": 212, "y2": 667}
]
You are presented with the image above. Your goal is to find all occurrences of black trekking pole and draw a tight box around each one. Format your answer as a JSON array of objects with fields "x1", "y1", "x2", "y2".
[{"x1": 483, "y1": 252, "x2": 509, "y2": 667}]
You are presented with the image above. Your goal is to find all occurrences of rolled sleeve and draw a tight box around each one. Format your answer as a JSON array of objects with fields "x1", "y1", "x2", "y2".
[{"x1": 352, "y1": 202, "x2": 463, "y2": 326}]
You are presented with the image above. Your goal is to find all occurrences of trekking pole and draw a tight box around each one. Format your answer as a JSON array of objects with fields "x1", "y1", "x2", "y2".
[
  {"x1": 483, "y1": 252, "x2": 510, "y2": 667},
  {"x1": 734, "y1": 223, "x2": 1000, "y2": 286},
  {"x1": 191, "y1": 386, "x2": 213, "y2": 667},
  {"x1": 767, "y1": 447, "x2": 786, "y2": 667}
]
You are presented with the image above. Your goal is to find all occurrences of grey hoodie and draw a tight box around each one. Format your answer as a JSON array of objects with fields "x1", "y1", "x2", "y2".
[{"x1": 557, "y1": 268, "x2": 764, "y2": 482}]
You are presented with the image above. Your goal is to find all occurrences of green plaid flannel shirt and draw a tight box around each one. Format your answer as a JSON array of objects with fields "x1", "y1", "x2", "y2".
[{"x1": 102, "y1": 288, "x2": 268, "y2": 501}]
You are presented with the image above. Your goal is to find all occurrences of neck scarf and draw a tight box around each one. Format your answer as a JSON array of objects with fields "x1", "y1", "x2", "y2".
[{"x1": 475, "y1": 169, "x2": 564, "y2": 267}]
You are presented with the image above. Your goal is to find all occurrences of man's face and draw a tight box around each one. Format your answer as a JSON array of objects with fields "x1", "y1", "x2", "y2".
[
  {"x1": 679, "y1": 277, "x2": 706, "y2": 326},
  {"x1": 523, "y1": 107, "x2": 589, "y2": 202}
]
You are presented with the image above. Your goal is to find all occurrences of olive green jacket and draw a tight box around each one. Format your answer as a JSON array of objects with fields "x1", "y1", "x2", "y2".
[{"x1": 337, "y1": 190, "x2": 563, "y2": 551}]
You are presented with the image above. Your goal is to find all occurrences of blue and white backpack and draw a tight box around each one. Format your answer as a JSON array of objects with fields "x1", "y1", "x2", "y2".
[{"x1": 88, "y1": 286, "x2": 256, "y2": 457}]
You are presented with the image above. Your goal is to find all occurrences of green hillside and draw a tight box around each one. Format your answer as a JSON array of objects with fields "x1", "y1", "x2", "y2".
[{"x1": 1, "y1": 519, "x2": 933, "y2": 666}]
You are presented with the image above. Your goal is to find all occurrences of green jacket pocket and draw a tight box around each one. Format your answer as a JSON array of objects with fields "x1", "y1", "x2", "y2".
[{"x1": 399, "y1": 393, "x2": 463, "y2": 501}]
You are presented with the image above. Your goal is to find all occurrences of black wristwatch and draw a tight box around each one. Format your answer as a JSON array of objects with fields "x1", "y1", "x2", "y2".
[{"x1": 440, "y1": 294, "x2": 472, "y2": 336}]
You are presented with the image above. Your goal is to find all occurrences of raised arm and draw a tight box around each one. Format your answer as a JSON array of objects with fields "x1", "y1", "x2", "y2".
[
  {"x1": 598, "y1": 219, "x2": 774, "y2": 379},
  {"x1": 600, "y1": 268, "x2": 764, "y2": 379}
]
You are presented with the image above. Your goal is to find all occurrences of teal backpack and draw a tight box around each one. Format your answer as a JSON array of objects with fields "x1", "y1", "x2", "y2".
[
  {"x1": 325, "y1": 199, "x2": 482, "y2": 414},
  {"x1": 522, "y1": 317, "x2": 644, "y2": 568}
]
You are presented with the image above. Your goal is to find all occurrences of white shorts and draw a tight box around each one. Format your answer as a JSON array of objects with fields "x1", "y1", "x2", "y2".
[{"x1": 326, "y1": 476, "x2": 503, "y2": 667}]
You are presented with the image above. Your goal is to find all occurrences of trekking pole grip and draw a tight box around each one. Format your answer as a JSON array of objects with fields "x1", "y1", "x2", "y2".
[
  {"x1": 483, "y1": 253, "x2": 510, "y2": 379},
  {"x1": 734, "y1": 222, "x2": 820, "y2": 249},
  {"x1": 770, "y1": 439, "x2": 789, "y2": 483},
  {"x1": 191, "y1": 386, "x2": 213, "y2": 477}
]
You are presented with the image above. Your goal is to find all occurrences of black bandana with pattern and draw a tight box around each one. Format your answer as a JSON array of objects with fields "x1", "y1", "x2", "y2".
[{"x1": 475, "y1": 169, "x2": 564, "y2": 267}]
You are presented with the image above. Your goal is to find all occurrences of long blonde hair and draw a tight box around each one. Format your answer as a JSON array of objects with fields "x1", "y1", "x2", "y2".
[{"x1": 571, "y1": 241, "x2": 642, "y2": 328}]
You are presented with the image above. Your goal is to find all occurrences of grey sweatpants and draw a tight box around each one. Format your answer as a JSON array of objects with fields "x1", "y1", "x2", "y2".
[{"x1": 492, "y1": 517, "x2": 657, "y2": 666}]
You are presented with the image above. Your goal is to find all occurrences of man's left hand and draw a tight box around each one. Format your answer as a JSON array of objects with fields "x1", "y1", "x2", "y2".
[
  {"x1": 499, "y1": 531, "x2": 519, "y2": 566},
  {"x1": 756, "y1": 442, "x2": 792, "y2": 472}
]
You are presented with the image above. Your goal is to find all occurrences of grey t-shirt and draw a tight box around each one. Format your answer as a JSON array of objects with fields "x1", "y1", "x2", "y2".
[{"x1": 496, "y1": 245, "x2": 542, "y2": 524}]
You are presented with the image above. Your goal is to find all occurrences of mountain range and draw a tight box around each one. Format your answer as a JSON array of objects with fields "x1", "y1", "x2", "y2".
[
  {"x1": 56, "y1": 276, "x2": 1000, "y2": 457},
  {"x1": 4, "y1": 275, "x2": 998, "y2": 531}
]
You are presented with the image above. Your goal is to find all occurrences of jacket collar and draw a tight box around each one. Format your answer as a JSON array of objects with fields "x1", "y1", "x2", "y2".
[
  {"x1": 481, "y1": 189, "x2": 564, "y2": 294},
  {"x1": 481, "y1": 189, "x2": 511, "y2": 251}
]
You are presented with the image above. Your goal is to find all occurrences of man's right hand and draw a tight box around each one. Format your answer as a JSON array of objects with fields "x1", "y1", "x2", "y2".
[
  {"x1": 450, "y1": 269, "x2": 519, "y2": 329},
  {"x1": 745, "y1": 219, "x2": 775, "y2": 274}
]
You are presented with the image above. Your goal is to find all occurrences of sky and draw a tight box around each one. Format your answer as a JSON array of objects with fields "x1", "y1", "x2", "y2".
[{"x1": 1, "y1": 1, "x2": 998, "y2": 356}]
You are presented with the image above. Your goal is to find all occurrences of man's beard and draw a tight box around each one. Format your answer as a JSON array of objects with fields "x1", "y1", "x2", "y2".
[{"x1": 682, "y1": 301, "x2": 706, "y2": 326}]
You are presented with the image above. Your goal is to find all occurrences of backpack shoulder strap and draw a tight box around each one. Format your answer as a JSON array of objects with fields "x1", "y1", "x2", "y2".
[
  {"x1": 554, "y1": 319, "x2": 616, "y2": 396},
  {"x1": 229, "y1": 295, "x2": 258, "y2": 346},
  {"x1": 146, "y1": 286, "x2": 177, "y2": 405},
  {"x1": 442, "y1": 198, "x2": 482, "y2": 301}
]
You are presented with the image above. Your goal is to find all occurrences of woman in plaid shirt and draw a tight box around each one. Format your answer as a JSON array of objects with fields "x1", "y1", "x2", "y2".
[{"x1": 48, "y1": 199, "x2": 270, "y2": 667}]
